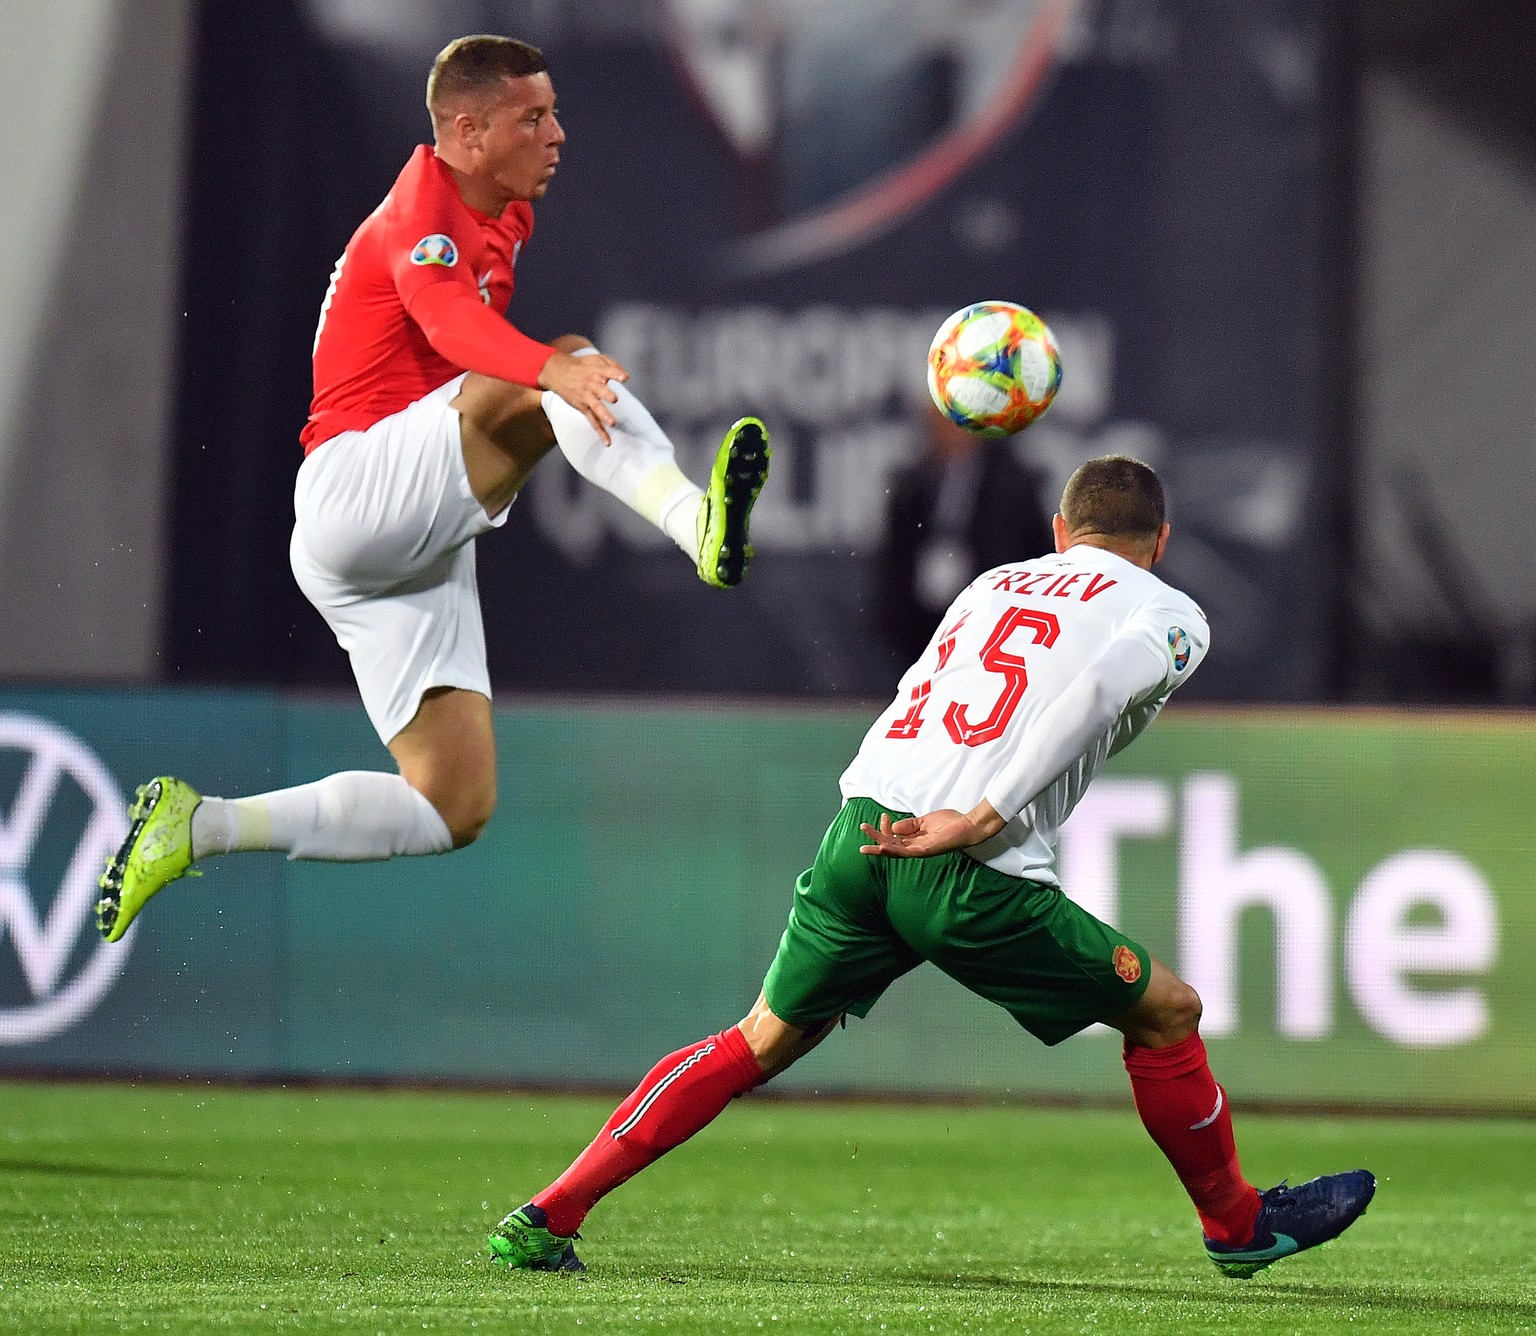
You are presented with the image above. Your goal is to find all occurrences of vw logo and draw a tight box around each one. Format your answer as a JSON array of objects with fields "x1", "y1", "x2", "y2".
[{"x1": 0, "y1": 712, "x2": 134, "y2": 1044}]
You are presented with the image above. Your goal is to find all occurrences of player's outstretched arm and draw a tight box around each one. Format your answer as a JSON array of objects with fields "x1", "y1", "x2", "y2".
[
  {"x1": 982, "y1": 636, "x2": 1167, "y2": 820},
  {"x1": 403, "y1": 280, "x2": 630, "y2": 445},
  {"x1": 859, "y1": 802, "x2": 1006, "y2": 858}
]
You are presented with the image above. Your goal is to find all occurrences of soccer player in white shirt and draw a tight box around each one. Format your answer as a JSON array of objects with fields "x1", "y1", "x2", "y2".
[{"x1": 488, "y1": 456, "x2": 1374, "y2": 1279}]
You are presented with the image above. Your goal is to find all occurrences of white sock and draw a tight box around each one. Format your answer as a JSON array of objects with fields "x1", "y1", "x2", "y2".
[
  {"x1": 543, "y1": 349, "x2": 703, "y2": 557},
  {"x1": 190, "y1": 772, "x2": 453, "y2": 862}
]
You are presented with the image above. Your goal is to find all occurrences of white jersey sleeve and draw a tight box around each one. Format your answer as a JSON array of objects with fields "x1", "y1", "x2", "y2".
[
  {"x1": 1103, "y1": 591, "x2": 1210, "y2": 755},
  {"x1": 839, "y1": 544, "x2": 1209, "y2": 885},
  {"x1": 981, "y1": 635, "x2": 1168, "y2": 821}
]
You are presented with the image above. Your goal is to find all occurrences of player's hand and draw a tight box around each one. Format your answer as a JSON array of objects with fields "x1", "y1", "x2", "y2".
[
  {"x1": 539, "y1": 350, "x2": 630, "y2": 445},
  {"x1": 858, "y1": 802, "x2": 1005, "y2": 858}
]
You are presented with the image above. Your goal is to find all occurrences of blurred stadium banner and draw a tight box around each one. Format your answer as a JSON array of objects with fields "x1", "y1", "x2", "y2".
[
  {"x1": 2, "y1": 690, "x2": 1533, "y2": 1112},
  {"x1": 167, "y1": 0, "x2": 1341, "y2": 703},
  {"x1": 13, "y1": 2, "x2": 1536, "y2": 710}
]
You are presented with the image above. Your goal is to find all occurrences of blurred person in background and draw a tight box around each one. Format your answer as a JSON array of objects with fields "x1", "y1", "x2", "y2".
[
  {"x1": 487, "y1": 455, "x2": 1375, "y2": 1280},
  {"x1": 877, "y1": 402, "x2": 1055, "y2": 667},
  {"x1": 95, "y1": 34, "x2": 770, "y2": 944}
]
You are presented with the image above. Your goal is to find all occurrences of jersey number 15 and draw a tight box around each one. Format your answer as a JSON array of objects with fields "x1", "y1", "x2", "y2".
[{"x1": 886, "y1": 606, "x2": 1061, "y2": 747}]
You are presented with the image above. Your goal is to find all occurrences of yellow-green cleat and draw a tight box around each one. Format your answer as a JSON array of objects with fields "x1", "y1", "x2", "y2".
[
  {"x1": 487, "y1": 1204, "x2": 584, "y2": 1272},
  {"x1": 96, "y1": 776, "x2": 202, "y2": 942},
  {"x1": 696, "y1": 416, "x2": 770, "y2": 588}
]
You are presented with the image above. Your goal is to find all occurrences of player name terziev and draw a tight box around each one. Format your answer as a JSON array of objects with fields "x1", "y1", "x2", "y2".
[{"x1": 984, "y1": 567, "x2": 1122, "y2": 601}]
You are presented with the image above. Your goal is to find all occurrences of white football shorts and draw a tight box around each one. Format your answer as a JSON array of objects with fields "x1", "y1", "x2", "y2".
[{"x1": 289, "y1": 373, "x2": 510, "y2": 744}]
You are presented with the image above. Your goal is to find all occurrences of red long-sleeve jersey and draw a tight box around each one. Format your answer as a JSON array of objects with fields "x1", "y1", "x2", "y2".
[{"x1": 301, "y1": 145, "x2": 556, "y2": 453}]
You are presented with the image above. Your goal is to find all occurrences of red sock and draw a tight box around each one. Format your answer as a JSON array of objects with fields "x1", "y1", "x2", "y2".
[
  {"x1": 1123, "y1": 1033, "x2": 1261, "y2": 1245},
  {"x1": 533, "y1": 1025, "x2": 764, "y2": 1237}
]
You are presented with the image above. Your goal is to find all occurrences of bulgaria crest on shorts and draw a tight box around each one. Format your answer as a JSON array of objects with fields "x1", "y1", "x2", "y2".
[{"x1": 1113, "y1": 945, "x2": 1142, "y2": 984}]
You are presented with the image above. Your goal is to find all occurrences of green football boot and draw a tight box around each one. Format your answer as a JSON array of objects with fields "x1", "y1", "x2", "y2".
[
  {"x1": 487, "y1": 1204, "x2": 584, "y2": 1272},
  {"x1": 96, "y1": 776, "x2": 202, "y2": 942},
  {"x1": 696, "y1": 416, "x2": 771, "y2": 589}
]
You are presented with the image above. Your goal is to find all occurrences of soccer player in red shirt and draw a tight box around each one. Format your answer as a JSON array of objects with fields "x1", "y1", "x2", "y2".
[{"x1": 96, "y1": 35, "x2": 770, "y2": 942}]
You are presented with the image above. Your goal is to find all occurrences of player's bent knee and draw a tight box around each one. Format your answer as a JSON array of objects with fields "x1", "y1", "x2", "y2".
[
  {"x1": 1113, "y1": 970, "x2": 1202, "y2": 1048},
  {"x1": 446, "y1": 816, "x2": 489, "y2": 849},
  {"x1": 738, "y1": 1000, "x2": 800, "y2": 1070},
  {"x1": 1171, "y1": 981, "x2": 1202, "y2": 1035},
  {"x1": 406, "y1": 774, "x2": 496, "y2": 849},
  {"x1": 443, "y1": 789, "x2": 496, "y2": 848},
  {"x1": 1149, "y1": 980, "x2": 1202, "y2": 1042}
]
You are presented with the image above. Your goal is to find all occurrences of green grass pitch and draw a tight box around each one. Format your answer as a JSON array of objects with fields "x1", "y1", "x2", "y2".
[{"x1": 3, "y1": 1081, "x2": 1534, "y2": 1334}]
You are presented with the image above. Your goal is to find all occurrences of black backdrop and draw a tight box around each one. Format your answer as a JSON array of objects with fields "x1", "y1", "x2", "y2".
[{"x1": 169, "y1": 0, "x2": 1345, "y2": 702}]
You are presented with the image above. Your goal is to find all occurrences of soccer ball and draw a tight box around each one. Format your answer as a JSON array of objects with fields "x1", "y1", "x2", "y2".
[{"x1": 926, "y1": 300, "x2": 1062, "y2": 436}]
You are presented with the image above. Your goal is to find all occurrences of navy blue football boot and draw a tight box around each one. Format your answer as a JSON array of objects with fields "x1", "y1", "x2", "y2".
[{"x1": 1205, "y1": 1169, "x2": 1377, "y2": 1278}]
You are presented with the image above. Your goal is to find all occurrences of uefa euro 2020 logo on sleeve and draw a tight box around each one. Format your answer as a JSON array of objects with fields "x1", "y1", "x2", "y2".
[
  {"x1": 1168, "y1": 626, "x2": 1192, "y2": 672},
  {"x1": 410, "y1": 233, "x2": 458, "y2": 267},
  {"x1": 0, "y1": 713, "x2": 133, "y2": 1045}
]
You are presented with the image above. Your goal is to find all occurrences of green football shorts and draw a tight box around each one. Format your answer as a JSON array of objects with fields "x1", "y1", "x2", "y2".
[{"x1": 763, "y1": 797, "x2": 1152, "y2": 1046}]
